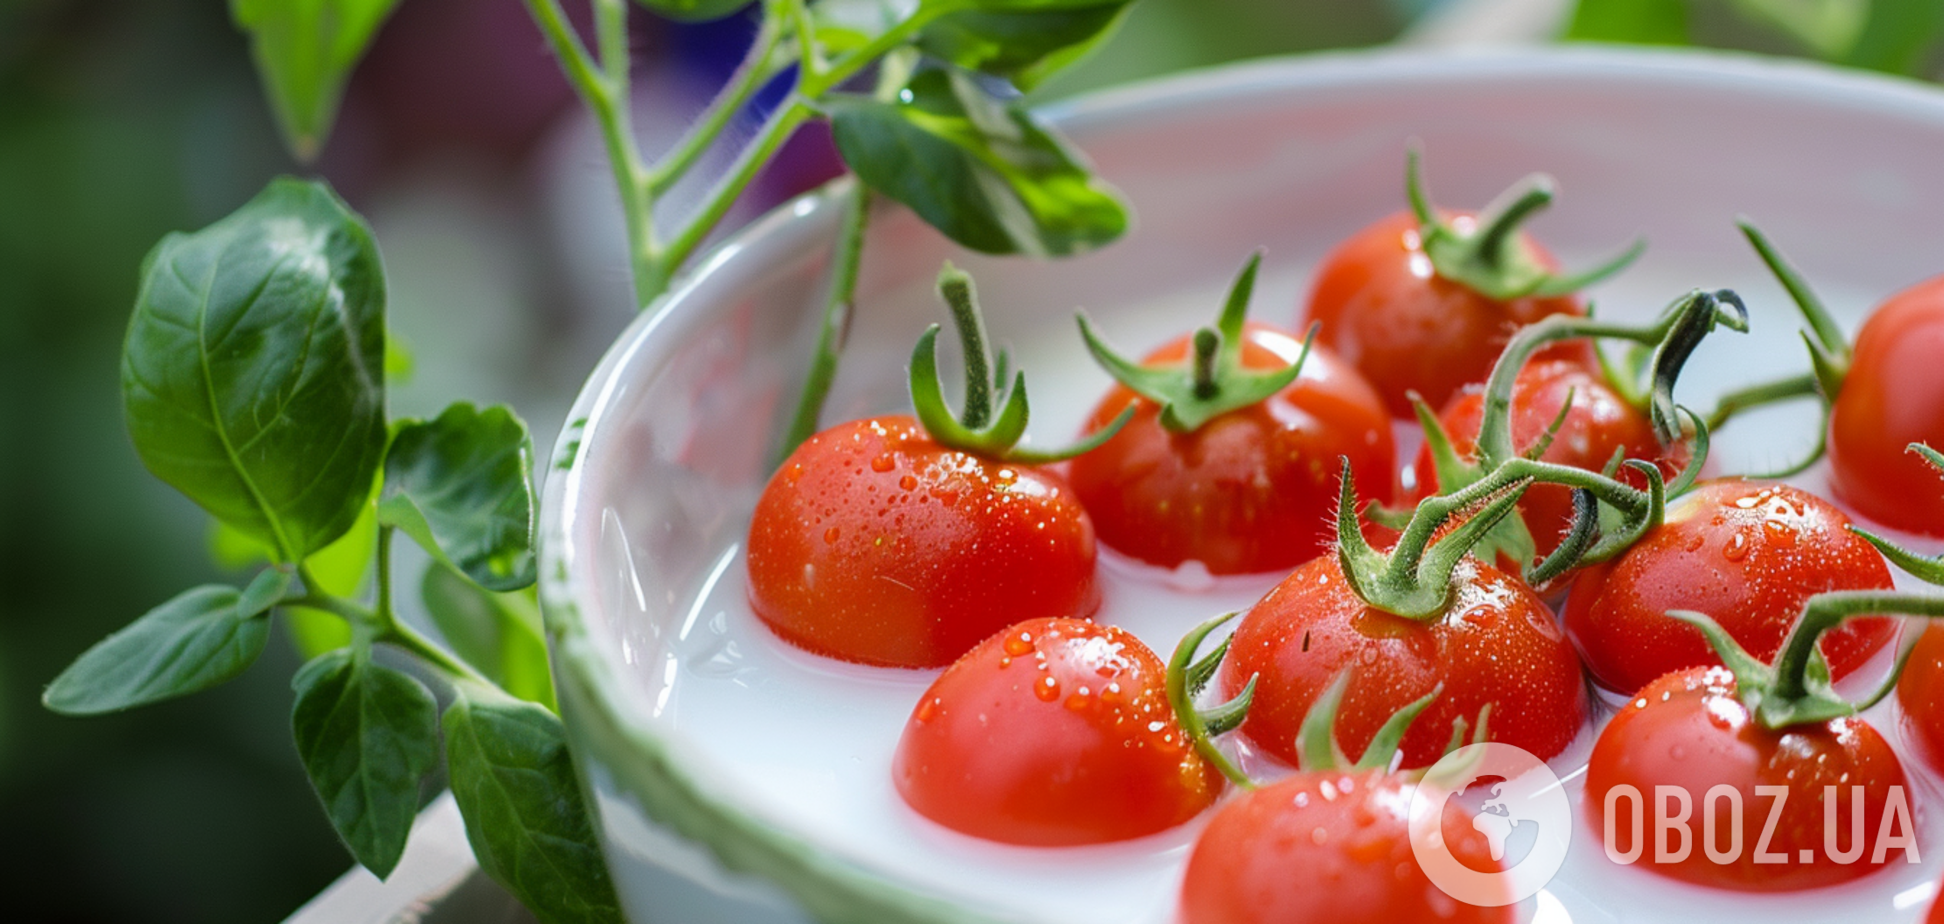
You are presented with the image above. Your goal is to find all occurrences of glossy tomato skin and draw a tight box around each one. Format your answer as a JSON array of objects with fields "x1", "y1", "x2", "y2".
[
  {"x1": 1898, "y1": 625, "x2": 1944, "y2": 776},
  {"x1": 893, "y1": 617, "x2": 1221, "y2": 846},
  {"x1": 1068, "y1": 324, "x2": 1395, "y2": 575},
  {"x1": 747, "y1": 416, "x2": 1098, "y2": 668},
  {"x1": 1180, "y1": 771, "x2": 1512, "y2": 924},
  {"x1": 1829, "y1": 276, "x2": 1944, "y2": 536},
  {"x1": 1221, "y1": 555, "x2": 1587, "y2": 769},
  {"x1": 1407, "y1": 358, "x2": 1687, "y2": 564},
  {"x1": 1303, "y1": 211, "x2": 1597, "y2": 418},
  {"x1": 1563, "y1": 479, "x2": 1896, "y2": 695},
  {"x1": 1586, "y1": 666, "x2": 1911, "y2": 891}
]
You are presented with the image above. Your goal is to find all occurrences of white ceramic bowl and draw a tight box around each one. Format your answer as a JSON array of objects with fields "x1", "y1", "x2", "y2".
[{"x1": 540, "y1": 47, "x2": 1944, "y2": 924}]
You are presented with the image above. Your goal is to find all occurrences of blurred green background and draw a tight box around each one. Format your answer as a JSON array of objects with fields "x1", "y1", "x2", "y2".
[{"x1": 2, "y1": 0, "x2": 1938, "y2": 920}]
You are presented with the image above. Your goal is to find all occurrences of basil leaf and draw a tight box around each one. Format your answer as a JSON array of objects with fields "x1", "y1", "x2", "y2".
[
  {"x1": 629, "y1": 0, "x2": 752, "y2": 23},
  {"x1": 829, "y1": 65, "x2": 1128, "y2": 256},
  {"x1": 422, "y1": 562, "x2": 556, "y2": 709},
  {"x1": 291, "y1": 648, "x2": 440, "y2": 880},
  {"x1": 123, "y1": 177, "x2": 387, "y2": 564},
  {"x1": 1563, "y1": 0, "x2": 1690, "y2": 43},
  {"x1": 918, "y1": 4, "x2": 1131, "y2": 91},
  {"x1": 379, "y1": 403, "x2": 537, "y2": 592},
  {"x1": 445, "y1": 684, "x2": 621, "y2": 924},
  {"x1": 230, "y1": 0, "x2": 402, "y2": 159},
  {"x1": 43, "y1": 584, "x2": 276, "y2": 715}
]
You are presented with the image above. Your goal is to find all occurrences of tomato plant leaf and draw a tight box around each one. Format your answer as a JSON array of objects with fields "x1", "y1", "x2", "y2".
[
  {"x1": 1562, "y1": 0, "x2": 1690, "y2": 44},
  {"x1": 123, "y1": 177, "x2": 387, "y2": 564},
  {"x1": 422, "y1": 562, "x2": 556, "y2": 709},
  {"x1": 630, "y1": 0, "x2": 753, "y2": 23},
  {"x1": 445, "y1": 684, "x2": 621, "y2": 924},
  {"x1": 43, "y1": 585, "x2": 276, "y2": 715},
  {"x1": 378, "y1": 403, "x2": 537, "y2": 592},
  {"x1": 917, "y1": 3, "x2": 1131, "y2": 91},
  {"x1": 211, "y1": 494, "x2": 377, "y2": 658},
  {"x1": 1843, "y1": 0, "x2": 1944, "y2": 73},
  {"x1": 828, "y1": 64, "x2": 1127, "y2": 256},
  {"x1": 230, "y1": 0, "x2": 402, "y2": 160},
  {"x1": 291, "y1": 648, "x2": 440, "y2": 880}
]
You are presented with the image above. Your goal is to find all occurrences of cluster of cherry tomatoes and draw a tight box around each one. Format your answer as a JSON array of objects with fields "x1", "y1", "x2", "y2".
[{"x1": 744, "y1": 152, "x2": 1944, "y2": 922}]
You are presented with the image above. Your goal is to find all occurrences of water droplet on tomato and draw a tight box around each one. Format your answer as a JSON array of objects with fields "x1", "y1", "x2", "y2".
[
  {"x1": 1723, "y1": 530, "x2": 1750, "y2": 562},
  {"x1": 1763, "y1": 519, "x2": 1797, "y2": 548},
  {"x1": 899, "y1": 474, "x2": 917, "y2": 491},
  {"x1": 1064, "y1": 690, "x2": 1092, "y2": 712},
  {"x1": 870, "y1": 455, "x2": 895, "y2": 473},
  {"x1": 823, "y1": 527, "x2": 839, "y2": 545},
  {"x1": 1034, "y1": 676, "x2": 1061, "y2": 702},
  {"x1": 1004, "y1": 632, "x2": 1035, "y2": 656},
  {"x1": 915, "y1": 697, "x2": 940, "y2": 723}
]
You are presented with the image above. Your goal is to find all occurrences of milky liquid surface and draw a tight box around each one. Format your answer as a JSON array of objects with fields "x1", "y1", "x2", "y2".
[{"x1": 637, "y1": 263, "x2": 1944, "y2": 923}]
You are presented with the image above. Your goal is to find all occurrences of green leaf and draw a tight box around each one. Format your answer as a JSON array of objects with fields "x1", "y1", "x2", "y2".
[
  {"x1": 630, "y1": 0, "x2": 753, "y2": 22},
  {"x1": 445, "y1": 684, "x2": 621, "y2": 924},
  {"x1": 43, "y1": 584, "x2": 276, "y2": 715},
  {"x1": 123, "y1": 177, "x2": 387, "y2": 564},
  {"x1": 828, "y1": 64, "x2": 1128, "y2": 256},
  {"x1": 1562, "y1": 0, "x2": 1691, "y2": 44},
  {"x1": 230, "y1": 0, "x2": 402, "y2": 160},
  {"x1": 291, "y1": 648, "x2": 440, "y2": 880},
  {"x1": 1730, "y1": 0, "x2": 1867, "y2": 58},
  {"x1": 211, "y1": 494, "x2": 376, "y2": 658},
  {"x1": 1842, "y1": 0, "x2": 1944, "y2": 73},
  {"x1": 422, "y1": 562, "x2": 556, "y2": 709},
  {"x1": 379, "y1": 403, "x2": 537, "y2": 592},
  {"x1": 917, "y1": 3, "x2": 1132, "y2": 91}
]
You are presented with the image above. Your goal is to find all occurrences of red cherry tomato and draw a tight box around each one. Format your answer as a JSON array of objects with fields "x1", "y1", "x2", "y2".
[
  {"x1": 1068, "y1": 324, "x2": 1395, "y2": 575},
  {"x1": 1221, "y1": 554, "x2": 1587, "y2": 769},
  {"x1": 892, "y1": 617, "x2": 1221, "y2": 845},
  {"x1": 1179, "y1": 771, "x2": 1512, "y2": 924},
  {"x1": 747, "y1": 416, "x2": 1099, "y2": 668},
  {"x1": 1407, "y1": 358, "x2": 1687, "y2": 565},
  {"x1": 1586, "y1": 665, "x2": 1913, "y2": 891},
  {"x1": 1562, "y1": 479, "x2": 1896, "y2": 694},
  {"x1": 1829, "y1": 276, "x2": 1944, "y2": 536},
  {"x1": 1303, "y1": 211, "x2": 1597, "y2": 418},
  {"x1": 1898, "y1": 624, "x2": 1944, "y2": 776}
]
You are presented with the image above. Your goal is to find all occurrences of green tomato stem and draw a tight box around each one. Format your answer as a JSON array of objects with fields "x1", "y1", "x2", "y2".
[
  {"x1": 648, "y1": 11, "x2": 791, "y2": 197},
  {"x1": 1166, "y1": 612, "x2": 1256, "y2": 790},
  {"x1": 1703, "y1": 372, "x2": 1821, "y2": 432},
  {"x1": 655, "y1": 97, "x2": 818, "y2": 292},
  {"x1": 773, "y1": 182, "x2": 871, "y2": 466}
]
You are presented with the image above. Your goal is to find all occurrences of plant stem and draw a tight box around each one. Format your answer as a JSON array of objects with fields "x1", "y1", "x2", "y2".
[
  {"x1": 647, "y1": 13, "x2": 790, "y2": 197},
  {"x1": 655, "y1": 96, "x2": 817, "y2": 292},
  {"x1": 1704, "y1": 372, "x2": 1821, "y2": 431},
  {"x1": 521, "y1": 0, "x2": 660, "y2": 310},
  {"x1": 773, "y1": 181, "x2": 870, "y2": 466},
  {"x1": 1770, "y1": 591, "x2": 1944, "y2": 703}
]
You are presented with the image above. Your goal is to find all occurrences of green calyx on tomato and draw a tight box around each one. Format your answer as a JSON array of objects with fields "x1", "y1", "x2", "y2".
[
  {"x1": 1075, "y1": 250, "x2": 1316, "y2": 433},
  {"x1": 1166, "y1": 611, "x2": 1259, "y2": 789},
  {"x1": 1295, "y1": 671, "x2": 1459, "y2": 774},
  {"x1": 1700, "y1": 221, "x2": 1850, "y2": 476},
  {"x1": 1669, "y1": 589, "x2": 1944, "y2": 729},
  {"x1": 1388, "y1": 288, "x2": 1740, "y2": 582},
  {"x1": 1168, "y1": 611, "x2": 1468, "y2": 786},
  {"x1": 1405, "y1": 146, "x2": 1644, "y2": 302},
  {"x1": 1851, "y1": 443, "x2": 1944, "y2": 581},
  {"x1": 909, "y1": 262, "x2": 1131, "y2": 462}
]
